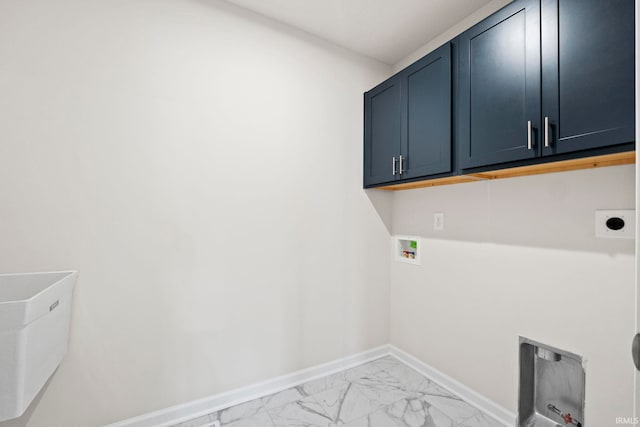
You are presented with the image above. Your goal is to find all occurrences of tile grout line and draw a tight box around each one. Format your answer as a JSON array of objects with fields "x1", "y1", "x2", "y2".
[
  {"x1": 304, "y1": 393, "x2": 337, "y2": 426},
  {"x1": 453, "y1": 409, "x2": 484, "y2": 427},
  {"x1": 374, "y1": 358, "x2": 492, "y2": 427},
  {"x1": 334, "y1": 381, "x2": 355, "y2": 424},
  {"x1": 259, "y1": 394, "x2": 277, "y2": 427},
  {"x1": 346, "y1": 357, "x2": 418, "y2": 425},
  {"x1": 175, "y1": 355, "x2": 502, "y2": 427},
  {"x1": 386, "y1": 351, "x2": 509, "y2": 426}
]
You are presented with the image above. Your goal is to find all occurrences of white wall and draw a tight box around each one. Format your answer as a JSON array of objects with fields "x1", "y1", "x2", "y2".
[
  {"x1": 0, "y1": 1, "x2": 392, "y2": 426},
  {"x1": 391, "y1": 4, "x2": 638, "y2": 424},
  {"x1": 392, "y1": 0, "x2": 511, "y2": 73},
  {"x1": 391, "y1": 165, "x2": 636, "y2": 426}
]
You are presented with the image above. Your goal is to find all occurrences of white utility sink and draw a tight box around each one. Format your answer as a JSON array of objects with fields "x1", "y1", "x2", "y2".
[{"x1": 0, "y1": 271, "x2": 77, "y2": 421}]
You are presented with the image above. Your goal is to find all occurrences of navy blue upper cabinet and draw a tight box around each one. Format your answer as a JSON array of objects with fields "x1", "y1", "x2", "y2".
[
  {"x1": 458, "y1": 0, "x2": 541, "y2": 169},
  {"x1": 364, "y1": 44, "x2": 451, "y2": 187},
  {"x1": 364, "y1": 0, "x2": 635, "y2": 188},
  {"x1": 458, "y1": 0, "x2": 634, "y2": 171},
  {"x1": 399, "y1": 43, "x2": 452, "y2": 180},
  {"x1": 364, "y1": 76, "x2": 401, "y2": 186},
  {"x1": 541, "y1": 0, "x2": 635, "y2": 156}
]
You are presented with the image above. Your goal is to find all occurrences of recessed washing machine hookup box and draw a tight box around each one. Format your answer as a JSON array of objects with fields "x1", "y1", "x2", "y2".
[
  {"x1": 394, "y1": 236, "x2": 421, "y2": 265},
  {"x1": 0, "y1": 271, "x2": 77, "y2": 422}
]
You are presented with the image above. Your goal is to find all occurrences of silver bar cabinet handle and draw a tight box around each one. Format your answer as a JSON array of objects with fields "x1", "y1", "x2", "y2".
[
  {"x1": 527, "y1": 120, "x2": 533, "y2": 150},
  {"x1": 392, "y1": 156, "x2": 397, "y2": 176},
  {"x1": 544, "y1": 116, "x2": 550, "y2": 148},
  {"x1": 399, "y1": 155, "x2": 404, "y2": 175}
]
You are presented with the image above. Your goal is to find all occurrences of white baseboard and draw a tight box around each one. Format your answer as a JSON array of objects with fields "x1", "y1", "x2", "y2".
[
  {"x1": 388, "y1": 345, "x2": 516, "y2": 427},
  {"x1": 104, "y1": 345, "x2": 390, "y2": 427},
  {"x1": 106, "y1": 344, "x2": 515, "y2": 427}
]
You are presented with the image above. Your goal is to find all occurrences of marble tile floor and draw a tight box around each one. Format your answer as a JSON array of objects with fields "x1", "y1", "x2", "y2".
[{"x1": 171, "y1": 356, "x2": 504, "y2": 427}]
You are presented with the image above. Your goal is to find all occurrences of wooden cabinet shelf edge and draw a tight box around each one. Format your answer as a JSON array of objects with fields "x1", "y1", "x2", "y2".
[{"x1": 373, "y1": 151, "x2": 635, "y2": 191}]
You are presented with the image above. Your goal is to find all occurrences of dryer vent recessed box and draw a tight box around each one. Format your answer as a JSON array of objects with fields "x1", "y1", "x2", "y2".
[{"x1": 595, "y1": 209, "x2": 635, "y2": 239}]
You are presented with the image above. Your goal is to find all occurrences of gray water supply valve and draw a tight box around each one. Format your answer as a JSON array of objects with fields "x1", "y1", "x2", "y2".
[{"x1": 632, "y1": 333, "x2": 640, "y2": 371}]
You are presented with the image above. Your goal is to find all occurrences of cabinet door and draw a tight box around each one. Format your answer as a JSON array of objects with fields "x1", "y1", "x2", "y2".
[
  {"x1": 364, "y1": 76, "x2": 401, "y2": 187},
  {"x1": 541, "y1": 0, "x2": 635, "y2": 156},
  {"x1": 458, "y1": 0, "x2": 541, "y2": 169},
  {"x1": 400, "y1": 43, "x2": 452, "y2": 180}
]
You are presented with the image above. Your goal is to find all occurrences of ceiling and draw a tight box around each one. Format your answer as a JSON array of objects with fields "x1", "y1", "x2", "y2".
[{"x1": 221, "y1": 0, "x2": 493, "y2": 65}]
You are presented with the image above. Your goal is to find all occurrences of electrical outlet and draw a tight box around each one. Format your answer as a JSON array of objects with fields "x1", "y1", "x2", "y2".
[
  {"x1": 595, "y1": 209, "x2": 635, "y2": 239},
  {"x1": 434, "y1": 212, "x2": 444, "y2": 231}
]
